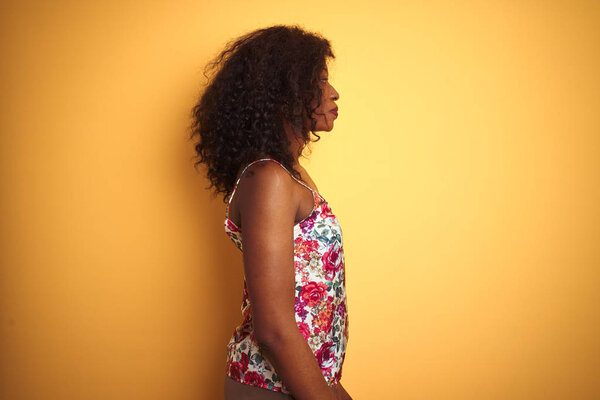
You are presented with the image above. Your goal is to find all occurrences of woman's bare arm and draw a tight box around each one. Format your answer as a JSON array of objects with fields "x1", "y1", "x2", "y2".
[
  {"x1": 237, "y1": 162, "x2": 336, "y2": 400},
  {"x1": 333, "y1": 382, "x2": 352, "y2": 400}
]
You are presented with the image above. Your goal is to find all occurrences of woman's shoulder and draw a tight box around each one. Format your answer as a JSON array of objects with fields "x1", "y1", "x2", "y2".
[
  {"x1": 238, "y1": 158, "x2": 293, "y2": 186},
  {"x1": 235, "y1": 159, "x2": 297, "y2": 203}
]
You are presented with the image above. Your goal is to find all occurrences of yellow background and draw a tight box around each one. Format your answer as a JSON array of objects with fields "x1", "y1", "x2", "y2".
[{"x1": 1, "y1": 0, "x2": 599, "y2": 399}]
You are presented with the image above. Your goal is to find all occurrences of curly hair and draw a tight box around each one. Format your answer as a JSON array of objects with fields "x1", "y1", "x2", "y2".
[{"x1": 189, "y1": 24, "x2": 335, "y2": 202}]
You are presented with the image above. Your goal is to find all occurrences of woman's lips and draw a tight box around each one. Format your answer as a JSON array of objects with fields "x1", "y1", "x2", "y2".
[{"x1": 330, "y1": 107, "x2": 338, "y2": 118}]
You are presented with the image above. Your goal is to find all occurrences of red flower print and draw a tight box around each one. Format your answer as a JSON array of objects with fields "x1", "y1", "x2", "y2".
[
  {"x1": 240, "y1": 352, "x2": 249, "y2": 369},
  {"x1": 315, "y1": 342, "x2": 335, "y2": 369},
  {"x1": 297, "y1": 321, "x2": 311, "y2": 341},
  {"x1": 300, "y1": 281, "x2": 329, "y2": 307},
  {"x1": 224, "y1": 182, "x2": 348, "y2": 392},
  {"x1": 243, "y1": 371, "x2": 266, "y2": 386},
  {"x1": 226, "y1": 219, "x2": 240, "y2": 232},
  {"x1": 295, "y1": 237, "x2": 320, "y2": 260},
  {"x1": 294, "y1": 259, "x2": 306, "y2": 272},
  {"x1": 229, "y1": 361, "x2": 246, "y2": 381},
  {"x1": 335, "y1": 367, "x2": 343, "y2": 382},
  {"x1": 321, "y1": 244, "x2": 341, "y2": 279},
  {"x1": 320, "y1": 203, "x2": 333, "y2": 218}
]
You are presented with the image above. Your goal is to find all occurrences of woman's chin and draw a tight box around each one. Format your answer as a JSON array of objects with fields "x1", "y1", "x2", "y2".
[{"x1": 316, "y1": 122, "x2": 335, "y2": 132}]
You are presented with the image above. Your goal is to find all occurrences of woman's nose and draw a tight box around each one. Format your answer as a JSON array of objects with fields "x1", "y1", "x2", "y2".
[{"x1": 330, "y1": 85, "x2": 340, "y2": 101}]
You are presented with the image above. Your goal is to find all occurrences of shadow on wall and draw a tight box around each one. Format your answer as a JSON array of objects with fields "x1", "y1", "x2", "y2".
[{"x1": 186, "y1": 163, "x2": 245, "y2": 399}]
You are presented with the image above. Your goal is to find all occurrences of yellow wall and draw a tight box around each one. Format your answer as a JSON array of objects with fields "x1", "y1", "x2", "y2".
[{"x1": 1, "y1": 1, "x2": 599, "y2": 399}]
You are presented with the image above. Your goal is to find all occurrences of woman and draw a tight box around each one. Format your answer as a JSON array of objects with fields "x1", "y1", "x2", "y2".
[{"x1": 190, "y1": 25, "x2": 351, "y2": 400}]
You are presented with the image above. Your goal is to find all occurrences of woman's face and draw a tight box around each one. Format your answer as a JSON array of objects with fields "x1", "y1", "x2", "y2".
[{"x1": 311, "y1": 67, "x2": 340, "y2": 132}]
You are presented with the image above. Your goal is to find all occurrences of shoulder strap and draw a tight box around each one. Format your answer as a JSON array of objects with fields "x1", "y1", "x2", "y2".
[{"x1": 225, "y1": 158, "x2": 316, "y2": 221}]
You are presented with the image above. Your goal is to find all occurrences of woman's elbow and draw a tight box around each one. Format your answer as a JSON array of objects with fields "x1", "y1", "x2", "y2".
[{"x1": 254, "y1": 319, "x2": 298, "y2": 349}]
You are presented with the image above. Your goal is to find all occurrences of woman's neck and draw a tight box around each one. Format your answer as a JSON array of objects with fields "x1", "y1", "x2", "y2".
[{"x1": 282, "y1": 120, "x2": 304, "y2": 165}]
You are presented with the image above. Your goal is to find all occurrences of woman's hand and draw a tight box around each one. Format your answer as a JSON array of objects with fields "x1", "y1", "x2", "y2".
[{"x1": 333, "y1": 382, "x2": 353, "y2": 400}]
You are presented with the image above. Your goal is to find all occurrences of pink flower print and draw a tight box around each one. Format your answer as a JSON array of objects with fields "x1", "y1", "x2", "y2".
[
  {"x1": 294, "y1": 298, "x2": 309, "y2": 319},
  {"x1": 321, "y1": 243, "x2": 342, "y2": 280},
  {"x1": 336, "y1": 300, "x2": 346, "y2": 318},
  {"x1": 316, "y1": 342, "x2": 336, "y2": 372},
  {"x1": 300, "y1": 215, "x2": 315, "y2": 232}
]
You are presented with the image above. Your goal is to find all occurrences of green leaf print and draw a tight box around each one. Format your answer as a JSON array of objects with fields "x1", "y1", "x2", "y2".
[{"x1": 251, "y1": 353, "x2": 263, "y2": 364}]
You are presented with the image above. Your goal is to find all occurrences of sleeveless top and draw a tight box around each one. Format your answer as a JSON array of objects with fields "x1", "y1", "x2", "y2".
[{"x1": 223, "y1": 158, "x2": 349, "y2": 394}]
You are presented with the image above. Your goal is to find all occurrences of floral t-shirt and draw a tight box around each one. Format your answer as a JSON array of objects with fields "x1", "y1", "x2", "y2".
[{"x1": 223, "y1": 158, "x2": 349, "y2": 394}]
